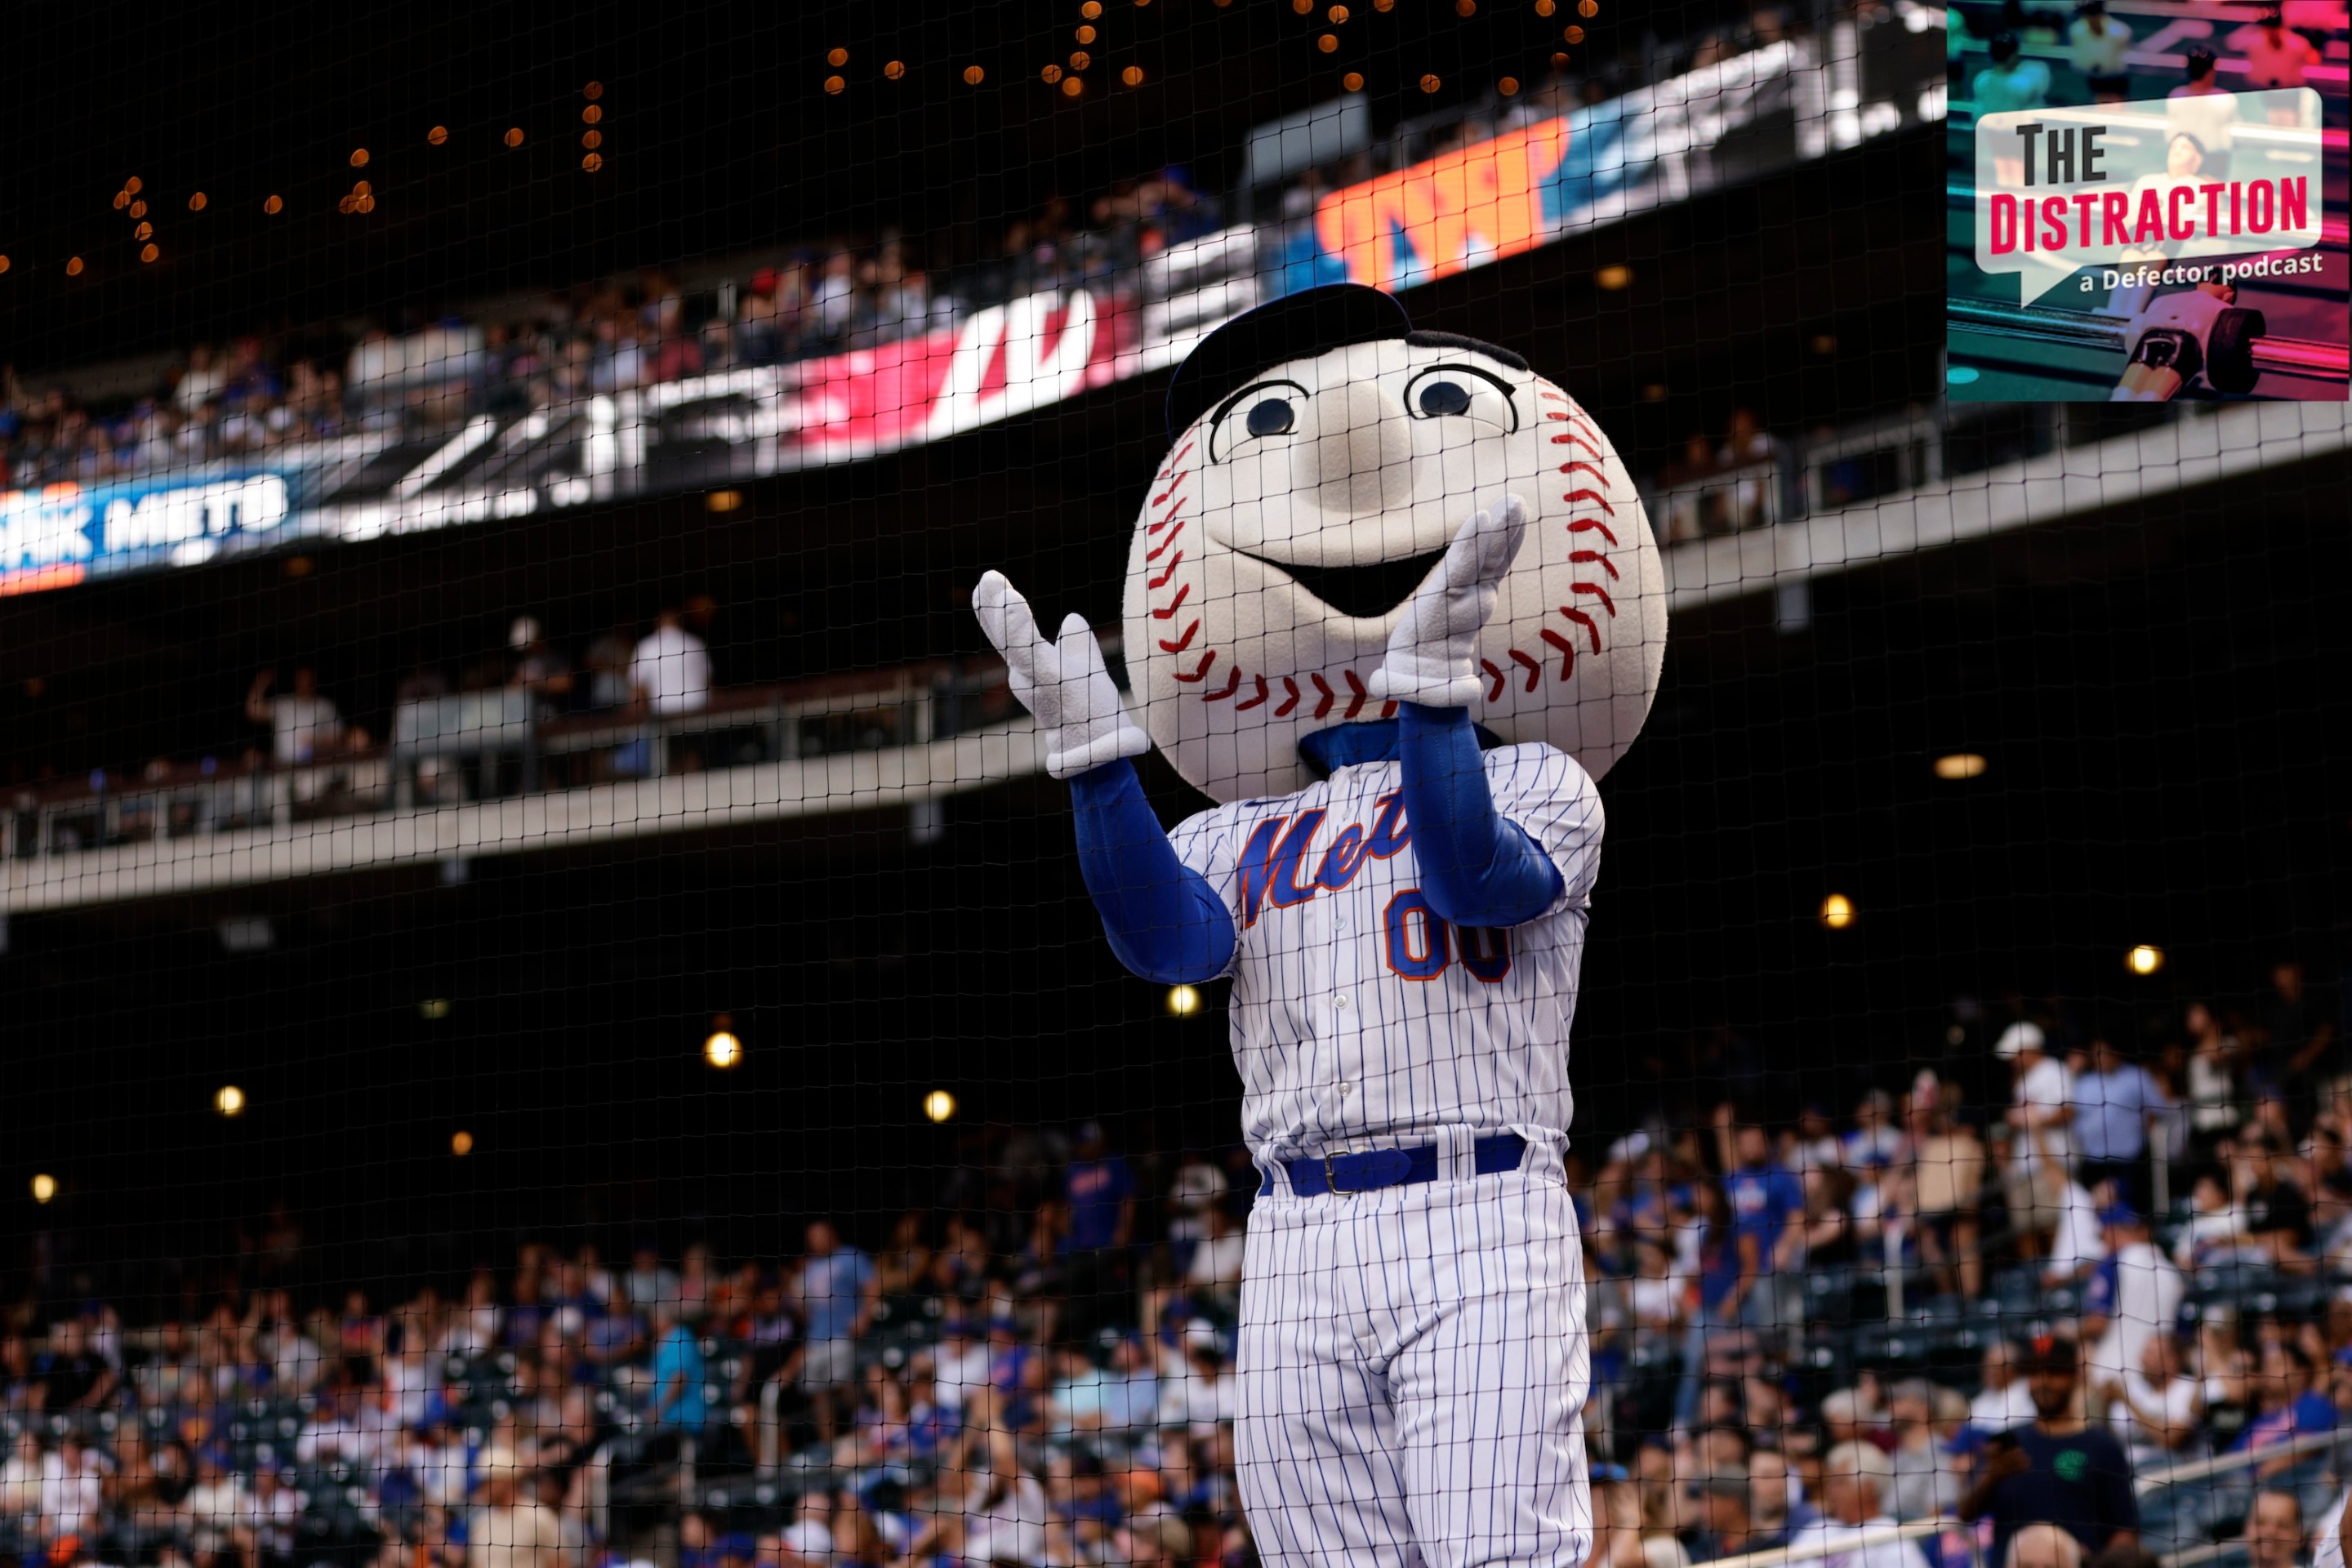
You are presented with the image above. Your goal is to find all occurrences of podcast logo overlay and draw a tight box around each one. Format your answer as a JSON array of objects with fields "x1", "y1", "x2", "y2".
[{"x1": 1975, "y1": 91, "x2": 2324, "y2": 308}]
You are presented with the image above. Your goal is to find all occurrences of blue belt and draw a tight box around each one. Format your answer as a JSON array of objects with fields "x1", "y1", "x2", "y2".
[{"x1": 1263, "y1": 1133, "x2": 1530, "y2": 1198}]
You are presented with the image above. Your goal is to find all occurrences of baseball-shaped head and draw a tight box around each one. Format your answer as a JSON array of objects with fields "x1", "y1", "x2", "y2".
[{"x1": 1123, "y1": 283, "x2": 1665, "y2": 804}]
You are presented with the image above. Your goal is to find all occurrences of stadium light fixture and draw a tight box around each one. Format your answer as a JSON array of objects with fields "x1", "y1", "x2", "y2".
[
  {"x1": 2126, "y1": 945, "x2": 2166, "y2": 977},
  {"x1": 1167, "y1": 984, "x2": 1205, "y2": 1018},
  {"x1": 705, "y1": 1017, "x2": 744, "y2": 1069},
  {"x1": 1933, "y1": 752, "x2": 1989, "y2": 780},
  {"x1": 30, "y1": 1174, "x2": 56, "y2": 1205},
  {"x1": 706, "y1": 489, "x2": 742, "y2": 513},
  {"x1": 1596, "y1": 265, "x2": 1633, "y2": 291},
  {"x1": 214, "y1": 1085, "x2": 247, "y2": 1118},
  {"x1": 452, "y1": 1130, "x2": 475, "y2": 1156},
  {"x1": 924, "y1": 1089, "x2": 957, "y2": 1124},
  {"x1": 1818, "y1": 893, "x2": 1856, "y2": 930}
]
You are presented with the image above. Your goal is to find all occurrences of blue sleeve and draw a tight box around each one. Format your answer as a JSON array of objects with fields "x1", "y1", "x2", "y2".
[
  {"x1": 1070, "y1": 760, "x2": 1238, "y2": 985},
  {"x1": 1397, "y1": 702, "x2": 1565, "y2": 929}
]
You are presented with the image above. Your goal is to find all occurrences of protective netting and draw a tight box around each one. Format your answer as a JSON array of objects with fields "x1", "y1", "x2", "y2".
[{"x1": 2, "y1": 7, "x2": 2348, "y2": 1568}]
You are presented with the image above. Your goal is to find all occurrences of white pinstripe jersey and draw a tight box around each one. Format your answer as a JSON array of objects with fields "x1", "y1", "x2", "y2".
[{"x1": 1169, "y1": 741, "x2": 1604, "y2": 1164}]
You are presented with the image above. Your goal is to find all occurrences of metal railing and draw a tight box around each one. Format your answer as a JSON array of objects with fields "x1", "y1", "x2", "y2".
[{"x1": 2, "y1": 661, "x2": 1013, "y2": 866}]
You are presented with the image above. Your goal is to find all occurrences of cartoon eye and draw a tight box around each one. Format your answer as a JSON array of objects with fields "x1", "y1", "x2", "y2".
[
  {"x1": 1403, "y1": 364, "x2": 1520, "y2": 433},
  {"x1": 1208, "y1": 378, "x2": 1310, "y2": 463},
  {"x1": 1414, "y1": 380, "x2": 1472, "y2": 417},
  {"x1": 1245, "y1": 397, "x2": 1296, "y2": 437}
]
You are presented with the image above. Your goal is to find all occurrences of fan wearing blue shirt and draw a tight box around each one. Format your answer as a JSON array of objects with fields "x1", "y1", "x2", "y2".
[
  {"x1": 1718, "y1": 1113, "x2": 1807, "y2": 1339},
  {"x1": 2073, "y1": 1037, "x2": 2170, "y2": 1205}
]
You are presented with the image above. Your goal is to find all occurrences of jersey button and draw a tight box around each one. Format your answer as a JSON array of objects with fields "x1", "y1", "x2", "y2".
[
  {"x1": 1336, "y1": 1080, "x2": 1353, "y2": 1097},
  {"x1": 1333, "y1": 994, "x2": 1349, "y2": 1009}
]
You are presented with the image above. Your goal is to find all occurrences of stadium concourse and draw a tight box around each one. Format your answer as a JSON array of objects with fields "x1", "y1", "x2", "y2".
[{"x1": 9, "y1": 1000, "x2": 2352, "y2": 1568}]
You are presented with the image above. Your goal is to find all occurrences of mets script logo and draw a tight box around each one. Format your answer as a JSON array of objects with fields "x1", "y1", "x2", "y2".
[
  {"x1": 1236, "y1": 793, "x2": 1413, "y2": 928},
  {"x1": 1233, "y1": 794, "x2": 1511, "y2": 984}
]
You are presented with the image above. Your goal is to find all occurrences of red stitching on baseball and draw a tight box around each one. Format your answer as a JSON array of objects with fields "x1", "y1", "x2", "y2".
[
  {"x1": 1158, "y1": 619, "x2": 1200, "y2": 653},
  {"x1": 1236, "y1": 675, "x2": 1271, "y2": 711},
  {"x1": 1204, "y1": 666, "x2": 1244, "y2": 702},
  {"x1": 1148, "y1": 552, "x2": 1184, "y2": 591},
  {"x1": 1540, "y1": 628, "x2": 1578, "y2": 678},
  {"x1": 1571, "y1": 581, "x2": 1617, "y2": 617},
  {"x1": 1380, "y1": 699, "x2": 1397, "y2": 719},
  {"x1": 1174, "y1": 649, "x2": 1217, "y2": 683},
  {"x1": 1151, "y1": 583, "x2": 1192, "y2": 619},
  {"x1": 1539, "y1": 391, "x2": 1569, "y2": 403},
  {"x1": 1145, "y1": 520, "x2": 1185, "y2": 562},
  {"x1": 1310, "y1": 674, "x2": 1335, "y2": 719},
  {"x1": 1570, "y1": 550, "x2": 1619, "y2": 579},
  {"x1": 1343, "y1": 670, "x2": 1369, "y2": 719},
  {"x1": 1550, "y1": 434, "x2": 1603, "y2": 457},
  {"x1": 1544, "y1": 411, "x2": 1573, "y2": 421},
  {"x1": 1510, "y1": 649, "x2": 1543, "y2": 692},
  {"x1": 1568, "y1": 519, "x2": 1619, "y2": 546},
  {"x1": 1559, "y1": 606, "x2": 1601, "y2": 653},
  {"x1": 1481, "y1": 659, "x2": 1506, "y2": 702},
  {"x1": 1152, "y1": 471, "x2": 1189, "y2": 504},
  {"x1": 1275, "y1": 677, "x2": 1301, "y2": 717},
  {"x1": 1557, "y1": 461, "x2": 1609, "y2": 483},
  {"x1": 1561, "y1": 489, "x2": 1617, "y2": 514}
]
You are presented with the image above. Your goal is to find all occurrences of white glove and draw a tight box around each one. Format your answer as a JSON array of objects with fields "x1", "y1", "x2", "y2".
[
  {"x1": 973, "y1": 571, "x2": 1150, "y2": 781},
  {"x1": 1369, "y1": 494, "x2": 1529, "y2": 709}
]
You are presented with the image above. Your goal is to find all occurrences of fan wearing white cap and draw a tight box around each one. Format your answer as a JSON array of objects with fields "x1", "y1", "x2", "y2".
[{"x1": 1997, "y1": 1022, "x2": 2078, "y2": 1257}]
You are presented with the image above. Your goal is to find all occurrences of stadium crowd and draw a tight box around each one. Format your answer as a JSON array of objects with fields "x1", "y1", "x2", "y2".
[
  {"x1": 5, "y1": 969, "x2": 2352, "y2": 1568},
  {"x1": 0, "y1": 0, "x2": 1830, "y2": 497}
]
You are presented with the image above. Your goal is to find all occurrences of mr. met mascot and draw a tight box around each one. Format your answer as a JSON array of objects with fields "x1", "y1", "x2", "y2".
[{"x1": 974, "y1": 283, "x2": 1667, "y2": 1568}]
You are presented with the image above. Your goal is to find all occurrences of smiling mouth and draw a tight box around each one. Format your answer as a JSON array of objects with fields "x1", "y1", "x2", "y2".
[{"x1": 1240, "y1": 545, "x2": 1451, "y2": 620}]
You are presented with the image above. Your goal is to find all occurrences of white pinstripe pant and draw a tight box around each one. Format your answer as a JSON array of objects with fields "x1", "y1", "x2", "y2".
[{"x1": 1235, "y1": 1147, "x2": 1593, "y2": 1568}]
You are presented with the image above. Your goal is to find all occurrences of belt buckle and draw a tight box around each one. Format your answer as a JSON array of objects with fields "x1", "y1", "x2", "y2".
[{"x1": 1322, "y1": 1149, "x2": 1358, "y2": 1196}]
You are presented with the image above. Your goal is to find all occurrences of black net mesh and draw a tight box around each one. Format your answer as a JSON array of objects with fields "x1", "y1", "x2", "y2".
[{"x1": 1, "y1": 7, "x2": 2346, "y2": 1568}]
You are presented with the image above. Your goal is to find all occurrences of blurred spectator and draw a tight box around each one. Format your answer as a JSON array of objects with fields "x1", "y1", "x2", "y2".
[
  {"x1": 1165, "y1": 1150, "x2": 1228, "y2": 1277},
  {"x1": 794, "y1": 1220, "x2": 875, "y2": 1446},
  {"x1": 2097, "y1": 1331, "x2": 2203, "y2": 1473},
  {"x1": 2072, "y1": 1039, "x2": 2169, "y2": 1204},
  {"x1": 632, "y1": 608, "x2": 714, "y2": 717},
  {"x1": 1715, "y1": 411, "x2": 1784, "y2": 532},
  {"x1": 648, "y1": 1298, "x2": 708, "y2": 1432},
  {"x1": 2167, "y1": 50, "x2": 2241, "y2": 175},
  {"x1": 1908, "y1": 1089, "x2": 1989, "y2": 1298},
  {"x1": 244, "y1": 667, "x2": 343, "y2": 766},
  {"x1": 1717, "y1": 1107, "x2": 1806, "y2": 1343},
  {"x1": 1960, "y1": 1336, "x2": 2138, "y2": 1566},
  {"x1": 2238, "y1": 10, "x2": 2324, "y2": 88},
  {"x1": 2240, "y1": 1138, "x2": 2319, "y2": 1267},
  {"x1": 2264, "y1": 962, "x2": 2340, "y2": 1093},
  {"x1": 2082, "y1": 1204, "x2": 2184, "y2": 1388},
  {"x1": 1787, "y1": 1441, "x2": 1931, "y2": 1568},
  {"x1": 2001, "y1": 1022, "x2": 2078, "y2": 1258},
  {"x1": 467, "y1": 1447, "x2": 567, "y2": 1568},
  {"x1": 2009, "y1": 1524, "x2": 2086, "y2": 1568},
  {"x1": 2243, "y1": 1489, "x2": 2308, "y2": 1568},
  {"x1": 509, "y1": 617, "x2": 576, "y2": 718},
  {"x1": 583, "y1": 622, "x2": 637, "y2": 710},
  {"x1": 1887, "y1": 1379, "x2": 1963, "y2": 1521},
  {"x1": 2068, "y1": 2, "x2": 2134, "y2": 102},
  {"x1": 1973, "y1": 35, "x2": 2053, "y2": 115},
  {"x1": 1686, "y1": 1466, "x2": 1757, "y2": 1561},
  {"x1": 1975, "y1": 1340, "x2": 2040, "y2": 1433},
  {"x1": 2188, "y1": 1003, "x2": 2251, "y2": 1147}
]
